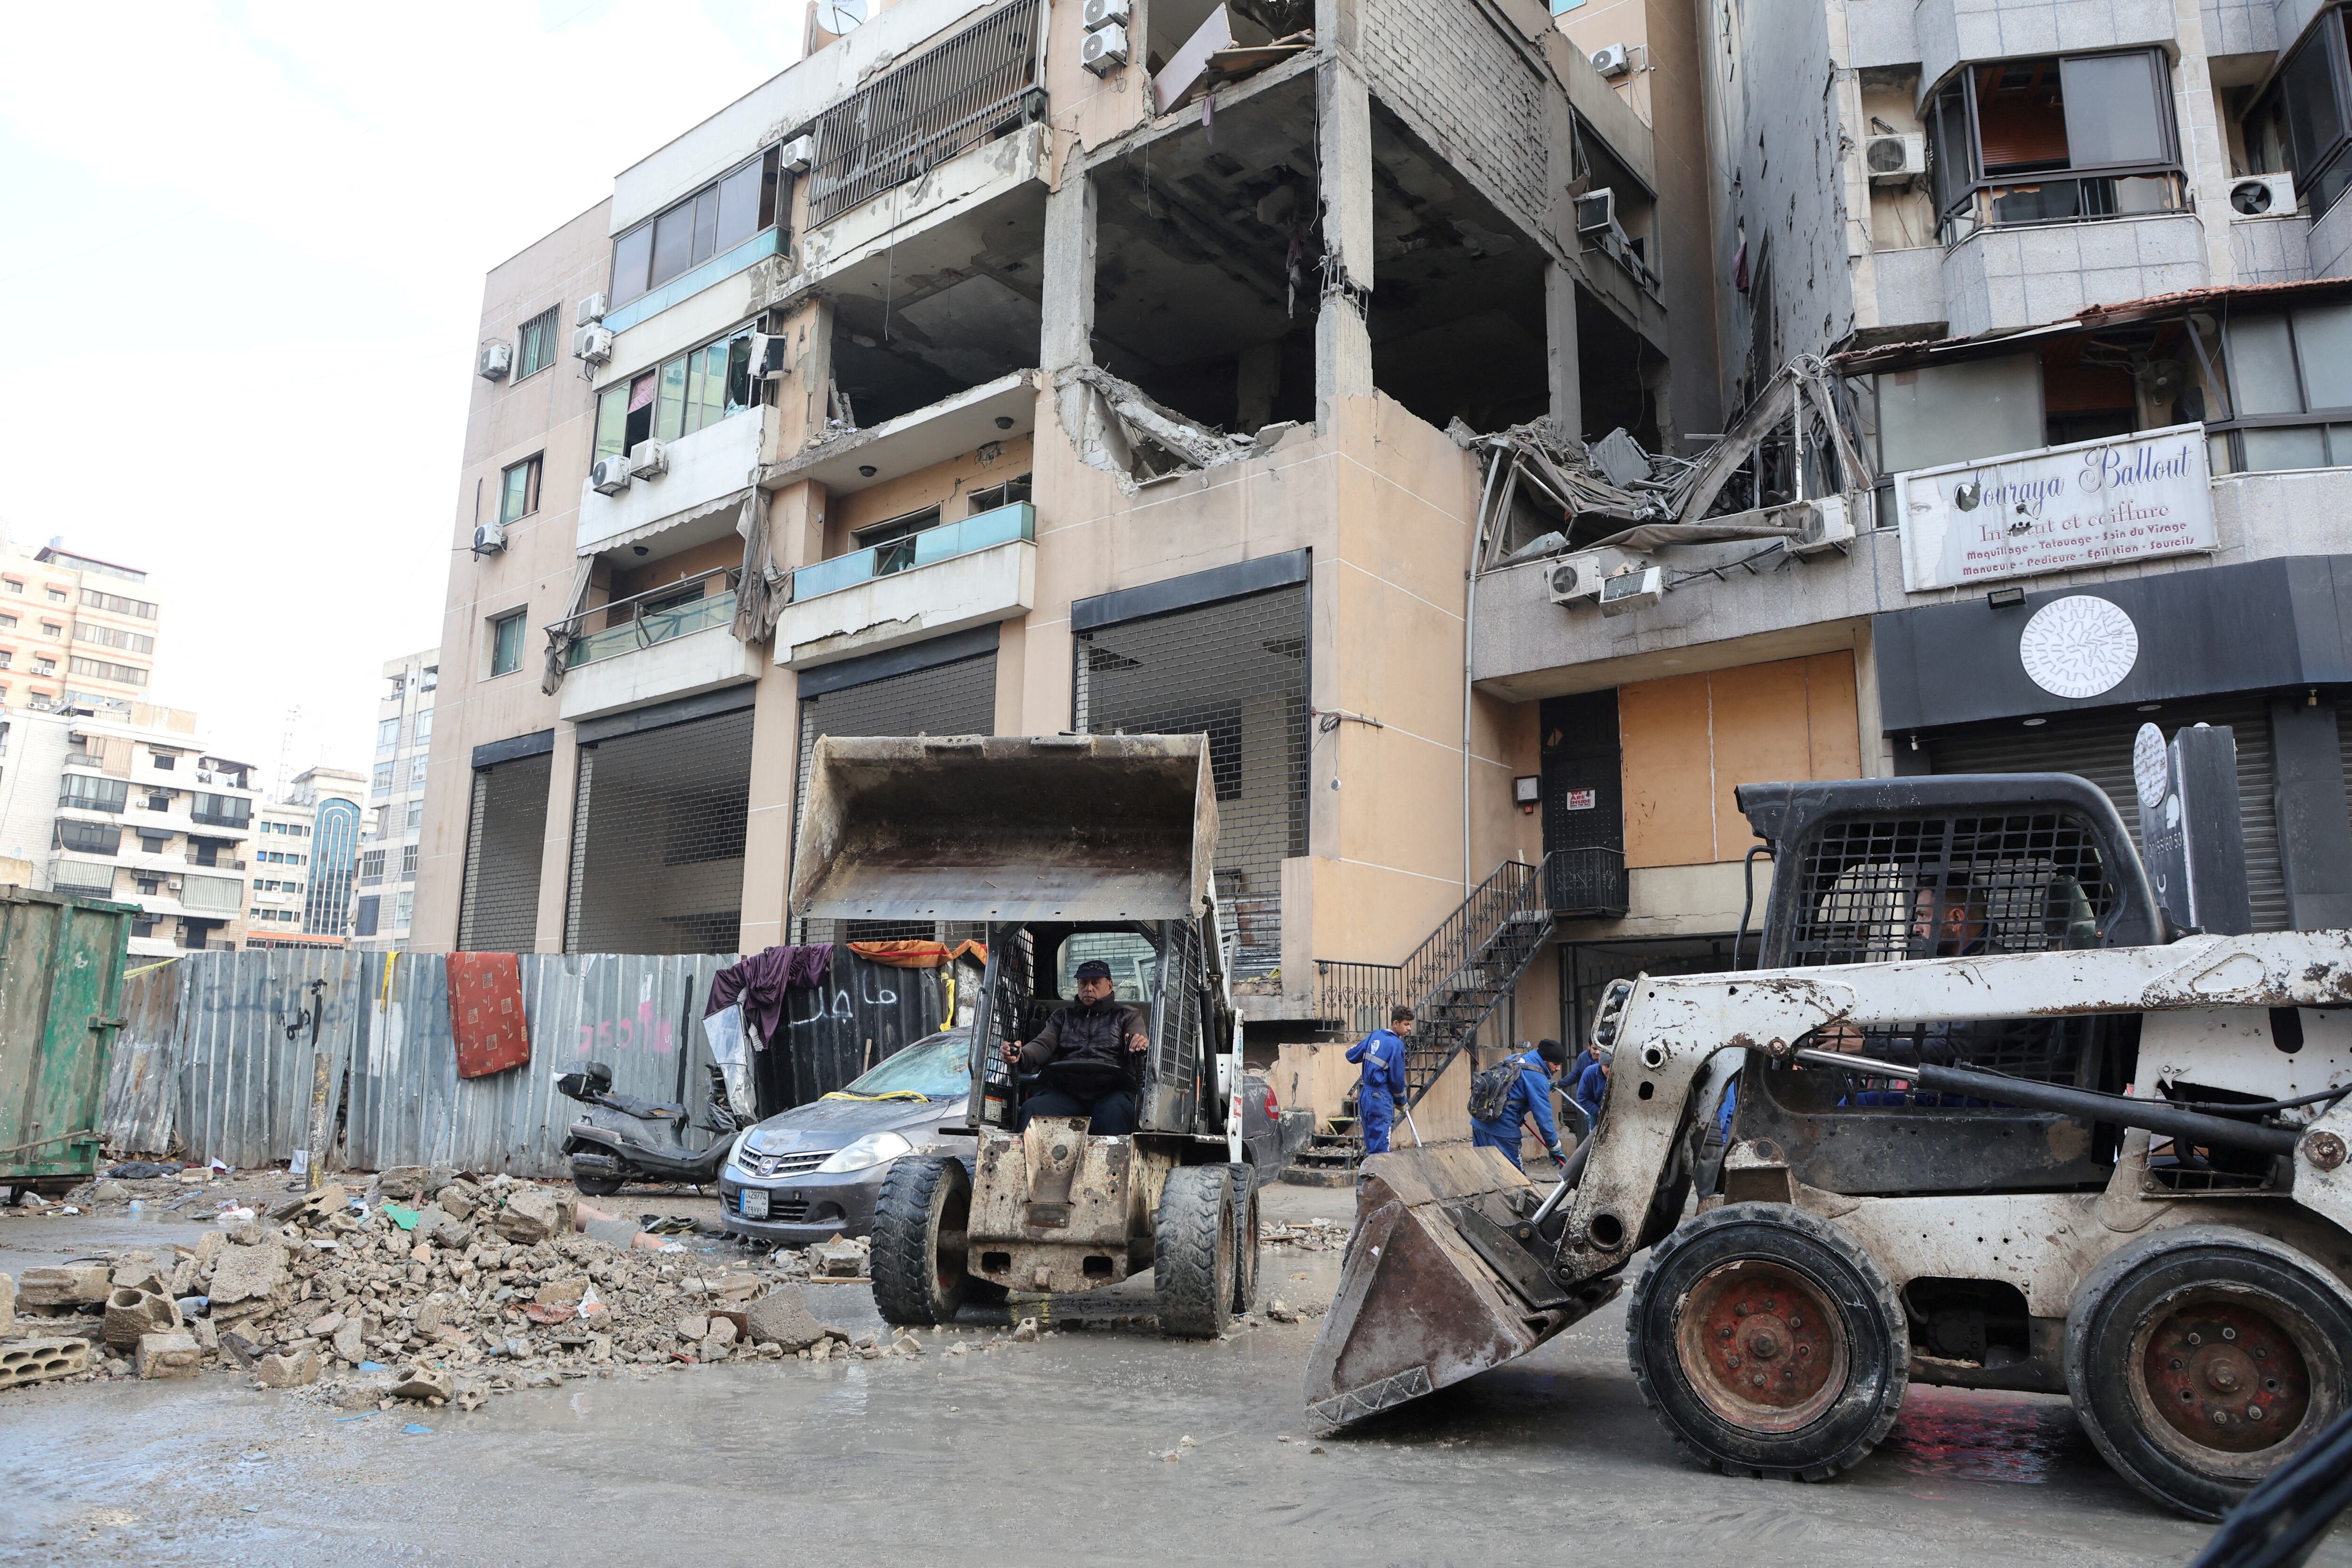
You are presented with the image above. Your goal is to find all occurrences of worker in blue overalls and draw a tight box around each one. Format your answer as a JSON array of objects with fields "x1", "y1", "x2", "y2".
[
  {"x1": 1471, "y1": 1038, "x2": 1568, "y2": 1170},
  {"x1": 1347, "y1": 1004, "x2": 1413, "y2": 1155}
]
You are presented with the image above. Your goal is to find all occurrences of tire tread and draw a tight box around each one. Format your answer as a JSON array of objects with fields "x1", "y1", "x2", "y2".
[
  {"x1": 1155, "y1": 1165, "x2": 1232, "y2": 1338},
  {"x1": 870, "y1": 1155, "x2": 958, "y2": 1327}
]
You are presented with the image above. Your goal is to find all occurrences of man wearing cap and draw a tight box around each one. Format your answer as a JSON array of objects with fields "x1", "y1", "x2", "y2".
[{"x1": 1001, "y1": 957, "x2": 1150, "y2": 1133}]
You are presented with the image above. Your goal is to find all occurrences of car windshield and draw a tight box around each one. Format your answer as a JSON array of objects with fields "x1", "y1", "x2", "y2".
[{"x1": 843, "y1": 1033, "x2": 971, "y2": 1100}]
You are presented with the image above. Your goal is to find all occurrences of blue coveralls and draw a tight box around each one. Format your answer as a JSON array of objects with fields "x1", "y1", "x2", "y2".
[
  {"x1": 1470, "y1": 1051, "x2": 1561, "y2": 1170},
  {"x1": 1573, "y1": 1060, "x2": 1610, "y2": 1129},
  {"x1": 1347, "y1": 1028, "x2": 1409, "y2": 1154}
]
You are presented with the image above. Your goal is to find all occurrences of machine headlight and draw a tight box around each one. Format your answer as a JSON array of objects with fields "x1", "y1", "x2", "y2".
[
  {"x1": 723, "y1": 1128, "x2": 755, "y2": 1178},
  {"x1": 817, "y1": 1130, "x2": 914, "y2": 1173}
]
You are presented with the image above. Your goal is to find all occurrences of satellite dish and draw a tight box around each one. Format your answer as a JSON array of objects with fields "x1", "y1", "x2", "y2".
[{"x1": 816, "y1": 0, "x2": 865, "y2": 32}]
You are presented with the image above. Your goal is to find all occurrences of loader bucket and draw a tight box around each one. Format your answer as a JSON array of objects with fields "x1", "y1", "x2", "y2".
[
  {"x1": 1303, "y1": 1145, "x2": 1621, "y2": 1426},
  {"x1": 789, "y1": 733, "x2": 1220, "y2": 923}
]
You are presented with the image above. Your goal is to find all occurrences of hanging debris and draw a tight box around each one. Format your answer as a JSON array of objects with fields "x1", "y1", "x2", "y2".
[{"x1": 1056, "y1": 365, "x2": 1272, "y2": 490}]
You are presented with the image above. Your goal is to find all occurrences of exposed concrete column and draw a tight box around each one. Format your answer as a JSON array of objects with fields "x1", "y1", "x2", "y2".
[
  {"x1": 1546, "y1": 263, "x2": 1582, "y2": 438},
  {"x1": 2269, "y1": 698, "x2": 2352, "y2": 930},
  {"x1": 1040, "y1": 168, "x2": 1096, "y2": 373},
  {"x1": 1315, "y1": 60, "x2": 1374, "y2": 419}
]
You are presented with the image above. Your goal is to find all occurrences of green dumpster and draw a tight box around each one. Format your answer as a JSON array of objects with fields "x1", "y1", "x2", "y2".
[{"x1": 0, "y1": 885, "x2": 136, "y2": 1191}]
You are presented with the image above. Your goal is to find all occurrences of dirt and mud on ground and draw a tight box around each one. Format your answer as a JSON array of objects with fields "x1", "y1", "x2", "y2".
[{"x1": 2, "y1": 1176, "x2": 2346, "y2": 1568}]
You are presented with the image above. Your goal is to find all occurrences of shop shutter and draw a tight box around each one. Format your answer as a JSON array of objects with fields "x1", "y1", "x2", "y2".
[
  {"x1": 1073, "y1": 584, "x2": 1309, "y2": 979},
  {"x1": 1930, "y1": 698, "x2": 2285, "y2": 932},
  {"x1": 456, "y1": 751, "x2": 551, "y2": 953},
  {"x1": 565, "y1": 707, "x2": 755, "y2": 954},
  {"x1": 794, "y1": 648, "x2": 998, "y2": 942}
]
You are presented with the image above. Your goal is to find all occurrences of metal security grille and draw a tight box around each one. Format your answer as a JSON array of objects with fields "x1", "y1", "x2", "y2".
[
  {"x1": 1781, "y1": 809, "x2": 2114, "y2": 1089},
  {"x1": 1141, "y1": 918, "x2": 1204, "y2": 1133},
  {"x1": 794, "y1": 651, "x2": 997, "y2": 943},
  {"x1": 805, "y1": 0, "x2": 1043, "y2": 227},
  {"x1": 566, "y1": 709, "x2": 754, "y2": 955},
  {"x1": 1074, "y1": 585, "x2": 1308, "y2": 979},
  {"x1": 457, "y1": 754, "x2": 551, "y2": 952},
  {"x1": 1931, "y1": 699, "x2": 2284, "y2": 932}
]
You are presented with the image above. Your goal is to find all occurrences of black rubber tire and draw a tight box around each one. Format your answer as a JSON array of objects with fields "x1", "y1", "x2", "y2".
[
  {"x1": 2065, "y1": 1226, "x2": 2352, "y2": 1521},
  {"x1": 1628, "y1": 1202, "x2": 1908, "y2": 1481},
  {"x1": 870, "y1": 1154, "x2": 977, "y2": 1327},
  {"x1": 1231, "y1": 1165, "x2": 1261, "y2": 1316},
  {"x1": 1155, "y1": 1164, "x2": 1236, "y2": 1338},
  {"x1": 570, "y1": 1165, "x2": 625, "y2": 1198}
]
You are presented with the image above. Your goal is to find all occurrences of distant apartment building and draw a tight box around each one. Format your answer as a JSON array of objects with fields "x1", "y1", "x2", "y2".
[
  {"x1": 357, "y1": 649, "x2": 437, "y2": 949},
  {"x1": 286, "y1": 765, "x2": 367, "y2": 943},
  {"x1": 0, "y1": 533, "x2": 161, "y2": 716},
  {"x1": 0, "y1": 701, "x2": 257, "y2": 954}
]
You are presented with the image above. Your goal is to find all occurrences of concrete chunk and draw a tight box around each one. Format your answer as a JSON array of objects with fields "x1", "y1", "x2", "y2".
[
  {"x1": 19, "y1": 1263, "x2": 110, "y2": 1306},
  {"x1": 0, "y1": 1336, "x2": 93, "y2": 1389},
  {"x1": 0, "y1": 1271, "x2": 14, "y2": 1337},
  {"x1": 103, "y1": 1288, "x2": 181, "y2": 1347},
  {"x1": 389, "y1": 1361, "x2": 453, "y2": 1402},
  {"x1": 496, "y1": 1187, "x2": 567, "y2": 1244},
  {"x1": 135, "y1": 1331, "x2": 201, "y2": 1379},
  {"x1": 743, "y1": 1287, "x2": 827, "y2": 1352},
  {"x1": 207, "y1": 1238, "x2": 290, "y2": 1310},
  {"x1": 255, "y1": 1346, "x2": 322, "y2": 1387}
]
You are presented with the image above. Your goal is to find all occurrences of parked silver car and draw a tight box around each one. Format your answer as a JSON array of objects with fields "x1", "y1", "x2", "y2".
[{"x1": 719, "y1": 1028, "x2": 1285, "y2": 1247}]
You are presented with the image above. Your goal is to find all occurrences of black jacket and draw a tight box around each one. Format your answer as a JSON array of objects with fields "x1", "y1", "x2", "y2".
[{"x1": 1019, "y1": 999, "x2": 1147, "y2": 1096}]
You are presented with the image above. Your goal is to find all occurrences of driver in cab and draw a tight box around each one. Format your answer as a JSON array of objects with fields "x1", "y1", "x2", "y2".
[{"x1": 1001, "y1": 957, "x2": 1149, "y2": 1133}]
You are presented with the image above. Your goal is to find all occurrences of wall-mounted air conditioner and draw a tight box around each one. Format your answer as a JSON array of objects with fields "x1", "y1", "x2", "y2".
[
  {"x1": 628, "y1": 440, "x2": 668, "y2": 479},
  {"x1": 1782, "y1": 494, "x2": 1856, "y2": 557},
  {"x1": 1573, "y1": 189, "x2": 1615, "y2": 236},
  {"x1": 472, "y1": 520, "x2": 509, "y2": 556},
  {"x1": 477, "y1": 340, "x2": 513, "y2": 381},
  {"x1": 1597, "y1": 565, "x2": 1665, "y2": 616},
  {"x1": 1590, "y1": 43, "x2": 1631, "y2": 78},
  {"x1": 572, "y1": 325, "x2": 615, "y2": 365},
  {"x1": 1083, "y1": 0, "x2": 1131, "y2": 27},
  {"x1": 750, "y1": 333, "x2": 790, "y2": 380},
  {"x1": 2229, "y1": 172, "x2": 2296, "y2": 217},
  {"x1": 590, "y1": 455, "x2": 634, "y2": 495},
  {"x1": 167, "y1": 878, "x2": 182, "y2": 891},
  {"x1": 1863, "y1": 133, "x2": 1926, "y2": 183},
  {"x1": 1547, "y1": 547, "x2": 1639, "y2": 605},
  {"x1": 1081, "y1": 23, "x2": 1129, "y2": 74},
  {"x1": 780, "y1": 135, "x2": 816, "y2": 173},
  {"x1": 576, "y1": 293, "x2": 609, "y2": 326}
]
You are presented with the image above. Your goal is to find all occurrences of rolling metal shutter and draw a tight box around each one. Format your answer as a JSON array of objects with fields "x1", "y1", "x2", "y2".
[
  {"x1": 1930, "y1": 698, "x2": 2286, "y2": 932},
  {"x1": 1073, "y1": 584, "x2": 1308, "y2": 978},
  {"x1": 456, "y1": 752, "x2": 551, "y2": 953},
  {"x1": 794, "y1": 648, "x2": 998, "y2": 942},
  {"x1": 565, "y1": 708, "x2": 755, "y2": 955}
]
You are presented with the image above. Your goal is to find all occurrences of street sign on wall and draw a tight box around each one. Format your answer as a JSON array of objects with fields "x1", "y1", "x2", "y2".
[{"x1": 1896, "y1": 422, "x2": 2217, "y2": 592}]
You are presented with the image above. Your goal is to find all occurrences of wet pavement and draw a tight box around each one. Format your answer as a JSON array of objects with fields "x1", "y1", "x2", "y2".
[{"x1": 2, "y1": 1181, "x2": 2346, "y2": 1568}]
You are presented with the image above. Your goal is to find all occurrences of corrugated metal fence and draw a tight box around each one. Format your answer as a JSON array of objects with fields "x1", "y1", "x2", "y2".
[{"x1": 99, "y1": 949, "x2": 946, "y2": 1178}]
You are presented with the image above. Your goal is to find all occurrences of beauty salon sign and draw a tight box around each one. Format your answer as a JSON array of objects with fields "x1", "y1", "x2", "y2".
[{"x1": 1897, "y1": 422, "x2": 2217, "y2": 592}]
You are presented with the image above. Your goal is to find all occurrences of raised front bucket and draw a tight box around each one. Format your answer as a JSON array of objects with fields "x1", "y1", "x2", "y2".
[{"x1": 1303, "y1": 1144, "x2": 1620, "y2": 1425}]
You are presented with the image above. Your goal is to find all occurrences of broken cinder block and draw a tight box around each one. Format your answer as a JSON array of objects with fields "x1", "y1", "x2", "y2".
[
  {"x1": 19, "y1": 1263, "x2": 110, "y2": 1307},
  {"x1": 135, "y1": 1331, "x2": 201, "y2": 1379},
  {"x1": 0, "y1": 1336, "x2": 93, "y2": 1389},
  {"x1": 102, "y1": 1288, "x2": 182, "y2": 1348}
]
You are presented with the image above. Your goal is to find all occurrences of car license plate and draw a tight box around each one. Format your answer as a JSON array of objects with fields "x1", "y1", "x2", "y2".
[{"x1": 739, "y1": 1187, "x2": 769, "y2": 1220}]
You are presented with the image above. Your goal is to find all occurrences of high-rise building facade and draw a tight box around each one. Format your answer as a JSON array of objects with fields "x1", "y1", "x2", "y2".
[
  {"x1": 0, "y1": 534, "x2": 162, "y2": 716},
  {"x1": 357, "y1": 648, "x2": 436, "y2": 949}
]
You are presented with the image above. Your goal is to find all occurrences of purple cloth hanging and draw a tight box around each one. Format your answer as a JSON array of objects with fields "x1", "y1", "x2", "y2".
[{"x1": 706, "y1": 944, "x2": 833, "y2": 1050}]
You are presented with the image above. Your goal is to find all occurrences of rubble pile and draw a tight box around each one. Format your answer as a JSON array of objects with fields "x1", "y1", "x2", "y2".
[
  {"x1": 1262, "y1": 1217, "x2": 1344, "y2": 1250},
  {"x1": 0, "y1": 1170, "x2": 936, "y2": 1411}
]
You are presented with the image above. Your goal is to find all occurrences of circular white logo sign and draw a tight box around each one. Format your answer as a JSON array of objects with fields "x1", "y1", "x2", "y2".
[
  {"x1": 2018, "y1": 596, "x2": 2139, "y2": 700},
  {"x1": 2132, "y1": 722, "x2": 2168, "y2": 812}
]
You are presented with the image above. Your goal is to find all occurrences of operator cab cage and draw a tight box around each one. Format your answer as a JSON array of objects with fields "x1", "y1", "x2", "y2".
[{"x1": 1728, "y1": 775, "x2": 2166, "y2": 1195}]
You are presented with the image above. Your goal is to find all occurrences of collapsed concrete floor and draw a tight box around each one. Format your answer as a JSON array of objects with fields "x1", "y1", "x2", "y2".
[{"x1": 3, "y1": 1182, "x2": 2331, "y2": 1568}]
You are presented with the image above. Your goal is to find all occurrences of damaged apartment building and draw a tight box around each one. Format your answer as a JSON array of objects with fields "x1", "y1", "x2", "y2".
[
  {"x1": 414, "y1": 0, "x2": 1717, "y2": 1106},
  {"x1": 1467, "y1": 0, "x2": 2352, "y2": 1050}
]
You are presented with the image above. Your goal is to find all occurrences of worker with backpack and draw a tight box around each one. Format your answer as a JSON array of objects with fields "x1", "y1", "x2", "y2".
[{"x1": 1469, "y1": 1037, "x2": 1568, "y2": 1172}]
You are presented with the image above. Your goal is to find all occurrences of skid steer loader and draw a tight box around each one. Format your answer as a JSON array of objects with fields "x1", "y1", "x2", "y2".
[
  {"x1": 790, "y1": 733, "x2": 1261, "y2": 1337},
  {"x1": 1305, "y1": 774, "x2": 2352, "y2": 1519}
]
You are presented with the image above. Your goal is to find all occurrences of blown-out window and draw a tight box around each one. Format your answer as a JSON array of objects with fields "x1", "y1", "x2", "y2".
[
  {"x1": 1928, "y1": 51, "x2": 2181, "y2": 240},
  {"x1": 2246, "y1": 13, "x2": 2352, "y2": 220},
  {"x1": 594, "y1": 327, "x2": 757, "y2": 463}
]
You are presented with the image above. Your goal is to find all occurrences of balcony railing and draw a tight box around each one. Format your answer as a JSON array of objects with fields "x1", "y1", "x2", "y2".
[
  {"x1": 560, "y1": 567, "x2": 742, "y2": 670},
  {"x1": 792, "y1": 501, "x2": 1035, "y2": 603},
  {"x1": 1546, "y1": 846, "x2": 1629, "y2": 918},
  {"x1": 190, "y1": 809, "x2": 252, "y2": 830},
  {"x1": 187, "y1": 853, "x2": 247, "y2": 871},
  {"x1": 62, "y1": 750, "x2": 101, "y2": 770}
]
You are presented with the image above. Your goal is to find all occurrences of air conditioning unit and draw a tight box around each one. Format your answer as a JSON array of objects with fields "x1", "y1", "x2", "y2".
[
  {"x1": 1546, "y1": 548, "x2": 1638, "y2": 605},
  {"x1": 167, "y1": 878, "x2": 182, "y2": 891},
  {"x1": 1863, "y1": 133, "x2": 1927, "y2": 183},
  {"x1": 1597, "y1": 565, "x2": 1665, "y2": 616},
  {"x1": 1573, "y1": 189, "x2": 1615, "y2": 236},
  {"x1": 1082, "y1": 0, "x2": 1131, "y2": 27},
  {"x1": 628, "y1": 439, "x2": 668, "y2": 479},
  {"x1": 1783, "y1": 493, "x2": 1856, "y2": 557},
  {"x1": 590, "y1": 454, "x2": 634, "y2": 495},
  {"x1": 2229, "y1": 172, "x2": 2296, "y2": 217},
  {"x1": 1081, "y1": 22, "x2": 1129, "y2": 74},
  {"x1": 576, "y1": 293, "x2": 609, "y2": 326},
  {"x1": 572, "y1": 325, "x2": 615, "y2": 365},
  {"x1": 472, "y1": 519, "x2": 509, "y2": 556},
  {"x1": 780, "y1": 134, "x2": 816, "y2": 173},
  {"x1": 477, "y1": 340, "x2": 513, "y2": 381},
  {"x1": 1590, "y1": 42, "x2": 1631, "y2": 78},
  {"x1": 750, "y1": 332, "x2": 790, "y2": 380}
]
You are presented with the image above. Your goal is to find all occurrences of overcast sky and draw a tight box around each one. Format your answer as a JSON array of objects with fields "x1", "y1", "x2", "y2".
[{"x1": 0, "y1": 0, "x2": 802, "y2": 789}]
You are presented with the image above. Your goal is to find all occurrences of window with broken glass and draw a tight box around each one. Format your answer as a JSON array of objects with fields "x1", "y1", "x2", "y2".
[
  {"x1": 2244, "y1": 12, "x2": 2352, "y2": 220},
  {"x1": 593, "y1": 326, "x2": 757, "y2": 463},
  {"x1": 1927, "y1": 51, "x2": 2181, "y2": 242}
]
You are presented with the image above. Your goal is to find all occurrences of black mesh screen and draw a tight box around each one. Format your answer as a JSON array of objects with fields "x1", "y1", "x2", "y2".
[
  {"x1": 1073, "y1": 585, "x2": 1308, "y2": 978},
  {"x1": 456, "y1": 752, "x2": 551, "y2": 952},
  {"x1": 794, "y1": 650, "x2": 997, "y2": 944},
  {"x1": 565, "y1": 709, "x2": 754, "y2": 954},
  {"x1": 1781, "y1": 811, "x2": 2114, "y2": 1089}
]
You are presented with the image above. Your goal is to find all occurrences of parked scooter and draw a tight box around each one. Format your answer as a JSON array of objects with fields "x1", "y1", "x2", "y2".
[{"x1": 555, "y1": 1060, "x2": 748, "y2": 1197}]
